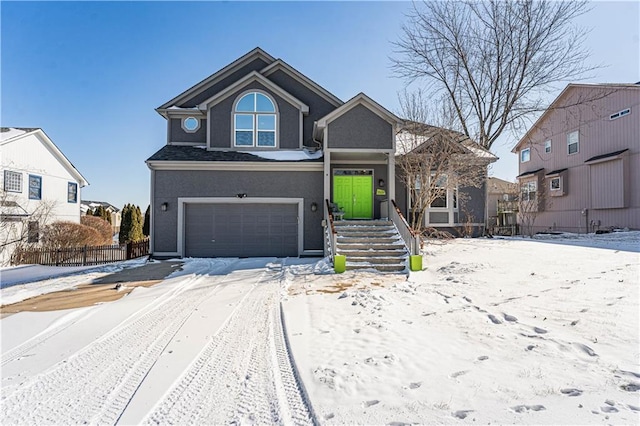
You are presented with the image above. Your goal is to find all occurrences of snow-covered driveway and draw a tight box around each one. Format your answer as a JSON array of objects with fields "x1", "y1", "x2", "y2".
[{"x1": 1, "y1": 258, "x2": 315, "y2": 425}]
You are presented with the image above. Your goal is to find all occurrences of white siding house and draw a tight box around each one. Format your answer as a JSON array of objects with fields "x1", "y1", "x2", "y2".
[{"x1": 0, "y1": 127, "x2": 88, "y2": 265}]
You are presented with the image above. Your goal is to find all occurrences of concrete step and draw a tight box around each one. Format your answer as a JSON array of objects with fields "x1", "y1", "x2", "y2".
[
  {"x1": 334, "y1": 228, "x2": 397, "y2": 235},
  {"x1": 346, "y1": 263, "x2": 407, "y2": 273},
  {"x1": 334, "y1": 220, "x2": 393, "y2": 227},
  {"x1": 343, "y1": 256, "x2": 407, "y2": 264},
  {"x1": 336, "y1": 243, "x2": 407, "y2": 251},
  {"x1": 337, "y1": 236, "x2": 402, "y2": 244},
  {"x1": 338, "y1": 249, "x2": 408, "y2": 257}
]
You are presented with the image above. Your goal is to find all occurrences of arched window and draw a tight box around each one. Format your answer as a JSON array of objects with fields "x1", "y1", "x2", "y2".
[{"x1": 234, "y1": 92, "x2": 277, "y2": 147}]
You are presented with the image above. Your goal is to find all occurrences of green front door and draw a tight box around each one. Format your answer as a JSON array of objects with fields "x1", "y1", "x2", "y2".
[{"x1": 333, "y1": 173, "x2": 373, "y2": 219}]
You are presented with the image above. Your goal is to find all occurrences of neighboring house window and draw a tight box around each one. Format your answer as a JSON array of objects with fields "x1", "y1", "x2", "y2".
[
  {"x1": 567, "y1": 131, "x2": 579, "y2": 155},
  {"x1": 29, "y1": 175, "x2": 42, "y2": 200},
  {"x1": 4, "y1": 170, "x2": 22, "y2": 193},
  {"x1": 234, "y1": 91, "x2": 277, "y2": 148},
  {"x1": 550, "y1": 177, "x2": 561, "y2": 191},
  {"x1": 27, "y1": 221, "x2": 39, "y2": 243},
  {"x1": 430, "y1": 175, "x2": 448, "y2": 208},
  {"x1": 609, "y1": 108, "x2": 630, "y2": 120},
  {"x1": 544, "y1": 140, "x2": 552, "y2": 154},
  {"x1": 521, "y1": 181, "x2": 537, "y2": 201},
  {"x1": 182, "y1": 116, "x2": 200, "y2": 133},
  {"x1": 520, "y1": 148, "x2": 530, "y2": 163},
  {"x1": 68, "y1": 182, "x2": 78, "y2": 203}
]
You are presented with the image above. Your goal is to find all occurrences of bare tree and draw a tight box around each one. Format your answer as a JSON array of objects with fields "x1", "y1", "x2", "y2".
[
  {"x1": 518, "y1": 173, "x2": 548, "y2": 237},
  {"x1": 396, "y1": 90, "x2": 489, "y2": 236},
  {"x1": 0, "y1": 190, "x2": 57, "y2": 265},
  {"x1": 392, "y1": 0, "x2": 594, "y2": 150}
]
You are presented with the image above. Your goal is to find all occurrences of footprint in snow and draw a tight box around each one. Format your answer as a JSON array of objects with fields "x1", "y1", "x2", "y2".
[
  {"x1": 452, "y1": 410, "x2": 473, "y2": 419},
  {"x1": 477, "y1": 355, "x2": 489, "y2": 361},
  {"x1": 503, "y1": 313, "x2": 518, "y2": 322},
  {"x1": 601, "y1": 405, "x2": 618, "y2": 413},
  {"x1": 409, "y1": 382, "x2": 422, "y2": 389},
  {"x1": 324, "y1": 413, "x2": 335, "y2": 420},
  {"x1": 533, "y1": 327, "x2": 548, "y2": 334},
  {"x1": 363, "y1": 400, "x2": 380, "y2": 408},
  {"x1": 511, "y1": 404, "x2": 546, "y2": 413},
  {"x1": 574, "y1": 343, "x2": 598, "y2": 357},
  {"x1": 488, "y1": 314, "x2": 502, "y2": 324},
  {"x1": 628, "y1": 404, "x2": 640, "y2": 412},
  {"x1": 525, "y1": 345, "x2": 535, "y2": 351},
  {"x1": 560, "y1": 388, "x2": 583, "y2": 396},
  {"x1": 450, "y1": 370, "x2": 468, "y2": 379},
  {"x1": 620, "y1": 382, "x2": 640, "y2": 392}
]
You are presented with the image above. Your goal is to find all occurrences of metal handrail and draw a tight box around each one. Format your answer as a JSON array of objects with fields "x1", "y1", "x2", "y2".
[
  {"x1": 324, "y1": 199, "x2": 338, "y2": 262},
  {"x1": 390, "y1": 200, "x2": 420, "y2": 255}
]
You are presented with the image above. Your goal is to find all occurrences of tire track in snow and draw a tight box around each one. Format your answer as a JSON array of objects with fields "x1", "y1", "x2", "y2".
[
  {"x1": 144, "y1": 267, "x2": 315, "y2": 425},
  {"x1": 0, "y1": 259, "x2": 241, "y2": 425}
]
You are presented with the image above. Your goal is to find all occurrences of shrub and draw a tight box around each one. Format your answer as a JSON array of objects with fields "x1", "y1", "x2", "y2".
[
  {"x1": 81, "y1": 215, "x2": 113, "y2": 245},
  {"x1": 42, "y1": 221, "x2": 103, "y2": 248}
]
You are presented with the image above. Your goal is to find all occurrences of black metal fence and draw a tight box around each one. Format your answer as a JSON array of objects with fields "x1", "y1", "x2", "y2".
[{"x1": 11, "y1": 239, "x2": 150, "y2": 267}]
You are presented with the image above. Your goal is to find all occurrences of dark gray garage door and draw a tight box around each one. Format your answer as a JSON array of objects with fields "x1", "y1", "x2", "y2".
[{"x1": 184, "y1": 203, "x2": 299, "y2": 257}]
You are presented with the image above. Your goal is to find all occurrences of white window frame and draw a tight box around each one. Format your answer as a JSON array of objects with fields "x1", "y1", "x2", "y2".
[
  {"x1": 567, "y1": 131, "x2": 579, "y2": 155},
  {"x1": 550, "y1": 177, "x2": 562, "y2": 191},
  {"x1": 544, "y1": 140, "x2": 552, "y2": 154},
  {"x1": 520, "y1": 148, "x2": 531, "y2": 163},
  {"x1": 4, "y1": 170, "x2": 22, "y2": 193},
  {"x1": 521, "y1": 180, "x2": 537, "y2": 202},
  {"x1": 233, "y1": 91, "x2": 278, "y2": 148},
  {"x1": 609, "y1": 108, "x2": 630, "y2": 120},
  {"x1": 181, "y1": 116, "x2": 200, "y2": 133}
]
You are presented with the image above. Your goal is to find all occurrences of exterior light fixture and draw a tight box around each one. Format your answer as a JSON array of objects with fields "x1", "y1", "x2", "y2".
[
  {"x1": 161, "y1": 202, "x2": 168, "y2": 211},
  {"x1": 310, "y1": 202, "x2": 318, "y2": 212},
  {"x1": 236, "y1": 193, "x2": 247, "y2": 198},
  {"x1": 378, "y1": 179, "x2": 385, "y2": 187}
]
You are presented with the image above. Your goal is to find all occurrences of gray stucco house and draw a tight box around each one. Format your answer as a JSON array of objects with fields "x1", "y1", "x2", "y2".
[{"x1": 147, "y1": 48, "x2": 494, "y2": 259}]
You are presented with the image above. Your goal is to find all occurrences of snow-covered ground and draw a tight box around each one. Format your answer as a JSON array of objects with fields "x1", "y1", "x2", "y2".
[
  {"x1": 1, "y1": 232, "x2": 638, "y2": 425},
  {"x1": 0, "y1": 257, "x2": 149, "y2": 305}
]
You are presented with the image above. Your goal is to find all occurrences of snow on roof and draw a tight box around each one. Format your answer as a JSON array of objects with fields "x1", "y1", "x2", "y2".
[
  {"x1": 239, "y1": 149, "x2": 323, "y2": 161},
  {"x1": 0, "y1": 128, "x2": 28, "y2": 141}
]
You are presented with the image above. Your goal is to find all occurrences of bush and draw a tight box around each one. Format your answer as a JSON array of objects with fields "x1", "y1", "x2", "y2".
[
  {"x1": 42, "y1": 221, "x2": 103, "y2": 248},
  {"x1": 81, "y1": 215, "x2": 113, "y2": 245}
]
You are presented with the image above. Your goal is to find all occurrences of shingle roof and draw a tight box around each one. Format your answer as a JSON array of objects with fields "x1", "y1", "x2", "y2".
[
  {"x1": 584, "y1": 149, "x2": 629, "y2": 163},
  {"x1": 545, "y1": 168, "x2": 568, "y2": 176},
  {"x1": 517, "y1": 168, "x2": 544, "y2": 178},
  {"x1": 146, "y1": 145, "x2": 324, "y2": 162}
]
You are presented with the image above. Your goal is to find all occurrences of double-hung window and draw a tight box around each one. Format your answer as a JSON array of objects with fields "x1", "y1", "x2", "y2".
[
  {"x1": 430, "y1": 174, "x2": 448, "y2": 208},
  {"x1": 67, "y1": 182, "x2": 78, "y2": 203},
  {"x1": 520, "y1": 148, "x2": 530, "y2": 163},
  {"x1": 567, "y1": 131, "x2": 579, "y2": 155},
  {"x1": 29, "y1": 175, "x2": 42, "y2": 200},
  {"x1": 521, "y1": 181, "x2": 537, "y2": 202},
  {"x1": 234, "y1": 92, "x2": 277, "y2": 148}
]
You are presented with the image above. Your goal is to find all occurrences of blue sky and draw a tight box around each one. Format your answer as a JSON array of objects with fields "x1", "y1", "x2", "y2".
[{"x1": 2, "y1": 1, "x2": 638, "y2": 210}]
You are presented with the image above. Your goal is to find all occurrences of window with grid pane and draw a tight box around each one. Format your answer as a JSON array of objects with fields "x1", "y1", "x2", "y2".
[
  {"x1": 29, "y1": 175, "x2": 42, "y2": 200},
  {"x1": 68, "y1": 182, "x2": 78, "y2": 203},
  {"x1": 4, "y1": 170, "x2": 22, "y2": 193},
  {"x1": 233, "y1": 92, "x2": 277, "y2": 148}
]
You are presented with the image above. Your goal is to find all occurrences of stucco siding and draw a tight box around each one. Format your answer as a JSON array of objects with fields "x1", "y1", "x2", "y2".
[
  {"x1": 208, "y1": 81, "x2": 300, "y2": 149},
  {"x1": 152, "y1": 169, "x2": 323, "y2": 253},
  {"x1": 169, "y1": 118, "x2": 207, "y2": 144},
  {"x1": 178, "y1": 57, "x2": 271, "y2": 108},
  {"x1": 327, "y1": 105, "x2": 393, "y2": 150},
  {"x1": 265, "y1": 69, "x2": 337, "y2": 147}
]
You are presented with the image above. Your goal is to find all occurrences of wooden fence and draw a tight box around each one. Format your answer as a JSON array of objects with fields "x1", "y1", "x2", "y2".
[{"x1": 11, "y1": 239, "x2": 150, "y2": 267}]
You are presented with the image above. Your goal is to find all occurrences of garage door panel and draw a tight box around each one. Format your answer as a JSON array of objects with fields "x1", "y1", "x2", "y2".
[{"x1": 185, "y1": 202, "x2": 299, "y2": 257}]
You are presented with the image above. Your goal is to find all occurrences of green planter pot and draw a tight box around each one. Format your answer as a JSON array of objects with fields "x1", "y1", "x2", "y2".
[
  {"x1": 409, "y1": 255, "x2": 423, "y2": 272},
  {"x1": 334, "y1": 255, "x2": 346, "y2": 273}
]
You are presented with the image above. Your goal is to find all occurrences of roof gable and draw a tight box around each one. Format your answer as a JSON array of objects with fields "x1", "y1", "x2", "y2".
[
  {"x1": 512, "y1": 83, "x2": 640, "y2": 152},
  {"x1": 1, "y1": 128, "x2": 89, "y2": 187},
  {"x1": 157, "y1": 47, "x2": 276, "y2": 110},
  {"x1": 197, "y1": 71, "x2": 309, "y2": 113},
  {"x1": 317, "y1": 93, "x2": 400, "y2": 128},
  {"x1": 260, "y1": 59, "x2": 343, "y2": 108}
]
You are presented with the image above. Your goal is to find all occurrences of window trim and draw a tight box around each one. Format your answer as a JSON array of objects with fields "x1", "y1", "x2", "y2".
[
  {"x1": 67, "y1": 182, "x2": 78, "y2": 203},
  {"x1": 521, "y1": 180, "x2": 537, "y2": 202},
  {"x1": 544, "y1": 140, "x2": 552, "y2": 154},
  {"x1": 181, "y1": 116, "x2": 200, "y2": 133},
  {"x1": 609, "y1": 107, "x2": 630, "y2": 120},
  {"x1": 28, "y1": 175, "x2": 42, "y2": 200},
  {"x1": 4, "y1": 170, "x2": 22, "y2": 193},
  {"x1": 232, "y1": 90, "x2": 279, "y2": 148},
  {"x1": 550, "y1": 176, "x2": 562, "y2": 191},
  {"x1": 567, "y1": 130, "x2": 579, "y2": 155},
  {"x1": 520, "y1": 148, "x2": 531, "y2": 163}
]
